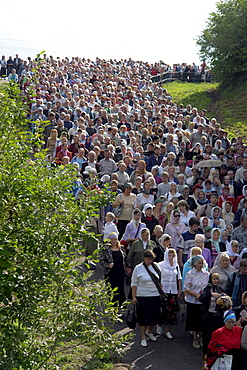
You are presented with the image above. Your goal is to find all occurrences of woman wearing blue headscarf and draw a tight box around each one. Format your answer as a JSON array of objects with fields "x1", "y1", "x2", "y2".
[
  {"x1": 209, "y1": 206, "x2": 226, "y2": 229},
  {"x1": 205, "y1": 228, "x2": 222, "y2": 266}
]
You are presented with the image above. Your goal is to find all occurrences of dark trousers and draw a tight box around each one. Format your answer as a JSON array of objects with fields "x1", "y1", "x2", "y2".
[{"x1": 117, "y1": 220, "x2": 129, "y2": 240}]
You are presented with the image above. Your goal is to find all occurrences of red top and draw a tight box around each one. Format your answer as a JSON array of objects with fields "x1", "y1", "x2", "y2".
[{"x1": 209, "y1": 325, "x2": 242, "y2": 351}]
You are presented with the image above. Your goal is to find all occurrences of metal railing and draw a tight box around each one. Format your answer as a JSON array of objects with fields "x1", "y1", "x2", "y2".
[{"x1": 151, "y1": 70, "x2": 212, "y2": 84}]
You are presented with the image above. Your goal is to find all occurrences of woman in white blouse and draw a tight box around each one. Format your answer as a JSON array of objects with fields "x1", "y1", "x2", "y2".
[
  {"x1": 131, "y1": 249, "x2": 162, "y2": 347},
  {"x1": 184, "y1": 255, "x2": 209, "y2": 349},
  {"x1": 164, "y1": 182, "x2": 181, "y2": 201},
  {"x1": 178, "y1": 199, "x2": 196, "y2": 227},
  {"x1": 158, "y1": 249, "x2": 182, "y2": 338}
]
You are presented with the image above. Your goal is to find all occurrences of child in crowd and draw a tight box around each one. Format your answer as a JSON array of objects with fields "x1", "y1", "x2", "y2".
[{"x1": 103, "y1": 212, "x2": 119, "y2": 241}]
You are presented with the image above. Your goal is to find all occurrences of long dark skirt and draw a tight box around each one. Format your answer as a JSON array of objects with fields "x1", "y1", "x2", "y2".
[
  {"x1": 0, "y1": 67, "x2": 6, "y2": 77},
  {"x1": 105, "y1": 250, "x2": 126, "y2": 307},
  {"x1": 163, "y1": 293, "x2": 180, "y2": 326},
  {"x1": 185, "y1": 302, "x2": 203, "y2": 331},
  {"x1": 136, "y1": 296, "x2": 161, "y2": 326},
  {"x1": 117, "y1": 220, "x2": 129, "y2": 240},
  {"x1": 202, "y1": 311, "x2": 214, "y2": 355}
]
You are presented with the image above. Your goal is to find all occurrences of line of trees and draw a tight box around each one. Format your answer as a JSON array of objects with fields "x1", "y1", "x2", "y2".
[{"x1": 197, "y1": 0, "x2": 247, "y2": 84}]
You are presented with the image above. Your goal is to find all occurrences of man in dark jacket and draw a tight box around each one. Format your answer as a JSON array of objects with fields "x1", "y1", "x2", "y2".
[
  {"x1": 147, "y1": 145, "x2": 163, "y2": 171},
  {"x1": 178, "y1": 186, "x2": 197, "y2": 211},
  {"x1": 141, "y1": 204, "x2": 159, "y2": 235},
  {"x1": 225, "y1": 259, "x2": 247, "y2": 308}
]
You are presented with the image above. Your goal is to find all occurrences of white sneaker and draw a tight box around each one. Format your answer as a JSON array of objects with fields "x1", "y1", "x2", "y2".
[
  {"x1": 156, "y1": 326, "x2": 162, "y2": 335},
  {"x1": 165, "y1": 332, "x2": 173, "y2": 339},
  {"x1": 141, "y1": 339, "x2": 147, "y2": 347},
  {"x1": 145, "y1": 331, "x2": 157, "y2": 341}
]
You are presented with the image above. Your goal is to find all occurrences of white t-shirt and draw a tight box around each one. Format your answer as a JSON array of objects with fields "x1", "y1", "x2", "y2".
[
  {"x1": 131, "y1": 262, "x2": 160, "y2": 296},
  {"x1": 103, "y1": 222, "x2": 119, "y2": 240},
  {"x1": 134, "y1": 193, "x2": 154, "y2": 208}
]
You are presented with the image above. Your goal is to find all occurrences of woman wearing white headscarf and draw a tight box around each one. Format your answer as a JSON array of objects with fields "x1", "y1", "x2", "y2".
[
  {"x1": 164, "y1": 209, "x2": 187, "y2": 250},
  {"x1": 225, "y1": 240, "x2": 241, "y2": 269},
  {"x1": 158, "y1": 249, "x2": 182, "y2": 339},
  {"x1": 240, "y1": 248, "x2": 247, "y2": 259},
  {"x1": 128, "y1": 228, "x2": 156, "y2": 270},
  {"x1": 153, "y1": 233, "x2": 171, "y2": 262},
  {"x1": 122, "y1": 208, "x2": 146, "y2": 249},
  {"x1": 212, "y1": 139, "x2": 223, "y2": 155},
  {"x1": 221, "y1": 201, "x2": 234, "y2": 224},
  {"x1": 199, "y1": 216, "x2": 211, "y2": 232}
]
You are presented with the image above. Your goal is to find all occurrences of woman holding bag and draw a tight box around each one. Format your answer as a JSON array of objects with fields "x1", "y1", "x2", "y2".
[
  {"x1": 121, "y1": 208, "x2": 146, "y2": 252},
  {"x1": 131, "y1": 249, "x2": 164, "y2": 347},
  {"x1": 112, "y1": 183, "x2": 136, "y2": 239},
  {"x1": 205, "y1": 310, "x2": 242, "y2": 369}
]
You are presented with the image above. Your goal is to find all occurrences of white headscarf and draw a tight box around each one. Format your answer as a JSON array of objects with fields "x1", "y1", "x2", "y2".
[
  {"x1": 142, "y1": 203, "x2": 153, "y2": 214},
  {"x1": 131, "y1": 208, "x2": 141, "y2": 228},
  {"x1": 159, "y1": 248, "x2": 178, "y2": 271},
  {"x1": 140, "y1": 228, "x2": 150, "y2": 249},
  {"x1": 243, "y1": 185, "x2": 247, "y2": 197},
  {"x1": 158, "y1": 234, "x2": 171, "y2": 248},
  {"x1": 240, "y1": 248, "x2": 247, "y2": 258},
  {"x1": 226, "y1": 241, "x2": 240, "y2": 257}
]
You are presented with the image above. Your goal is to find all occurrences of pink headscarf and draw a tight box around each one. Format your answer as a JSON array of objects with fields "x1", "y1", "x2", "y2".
[{"x1": 170, "y1": 209, "x2": 180, "y2": 224}]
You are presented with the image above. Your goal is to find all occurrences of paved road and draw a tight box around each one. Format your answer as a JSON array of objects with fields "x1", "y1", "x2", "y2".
[{"x1": 89, "y1": 264, "x2": 202, "y2": 370}]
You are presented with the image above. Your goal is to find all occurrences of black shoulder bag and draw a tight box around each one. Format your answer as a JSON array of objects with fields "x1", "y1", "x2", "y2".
[{"x1": 143, "y1": 262, "x2": 168, "y2": 300}]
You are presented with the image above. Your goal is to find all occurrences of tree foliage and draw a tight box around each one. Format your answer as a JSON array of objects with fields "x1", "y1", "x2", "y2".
[
  {"x1": 197, "y1": 0, "x2": 247, "y2": 83},
  {"x1": 0, "y1": 83, "x2": 128, "y2": 369}
]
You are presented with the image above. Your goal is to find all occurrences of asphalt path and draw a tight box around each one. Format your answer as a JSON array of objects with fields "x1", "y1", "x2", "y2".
[{"x1": 88, "y1": 263, "x2": 203, "y2": 370}]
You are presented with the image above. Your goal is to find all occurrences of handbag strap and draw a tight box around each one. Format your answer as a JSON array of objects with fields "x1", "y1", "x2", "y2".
[
  {"x1": 143, "y1": 262, "x2": 167, "y2": 300},
  {"x1": 134, "y1": 223, "x2": 141, "y2": 239}
]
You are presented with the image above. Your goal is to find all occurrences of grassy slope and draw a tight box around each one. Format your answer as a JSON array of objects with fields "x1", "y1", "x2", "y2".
[{"x1": 165, "y1": 81, "x2": 247, "y2": 140}]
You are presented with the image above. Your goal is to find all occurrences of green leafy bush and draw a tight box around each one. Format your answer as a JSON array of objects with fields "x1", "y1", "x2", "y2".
[{"x1": 0, "y1": 82, "x2": 128, "y2": 369}]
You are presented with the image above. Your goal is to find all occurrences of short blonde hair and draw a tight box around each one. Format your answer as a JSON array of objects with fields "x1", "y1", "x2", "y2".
[
  {"x1": 165, "y1": 202, "x2": 174, "y2": 211},
  {"x1": 220, "y1": 253, "x2": 230, "y2": 261},
  {"x1": 190, "y1": 247, "x2": 202, "y2": 256},
  {"x1": 195, "y1": 234, "x2": 205, "y2": 242},
  {"x1": 106, "y1": 212, "x2": 115, "y2": 220},
  {"x1": 153, "y1": 225, "x2": 163, "y2": 234}
]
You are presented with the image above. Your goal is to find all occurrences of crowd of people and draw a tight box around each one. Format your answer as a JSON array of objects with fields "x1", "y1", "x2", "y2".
[
  {"x1": 3, "y1": 52, "x2": 247, "y2": 369},
  {"x1": 150, "y1": 62, "x2": 212, "y2": 84}
]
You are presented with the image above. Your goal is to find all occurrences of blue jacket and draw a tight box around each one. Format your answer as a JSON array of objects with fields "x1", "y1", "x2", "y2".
[{"x1": 147, "y1": 154, "x2": 163, "y2": 171}]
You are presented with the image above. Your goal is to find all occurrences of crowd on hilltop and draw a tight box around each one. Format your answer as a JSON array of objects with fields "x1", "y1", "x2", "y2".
[{"x1": 2, "y1": 53, "x2": 247, "y2": 369}]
